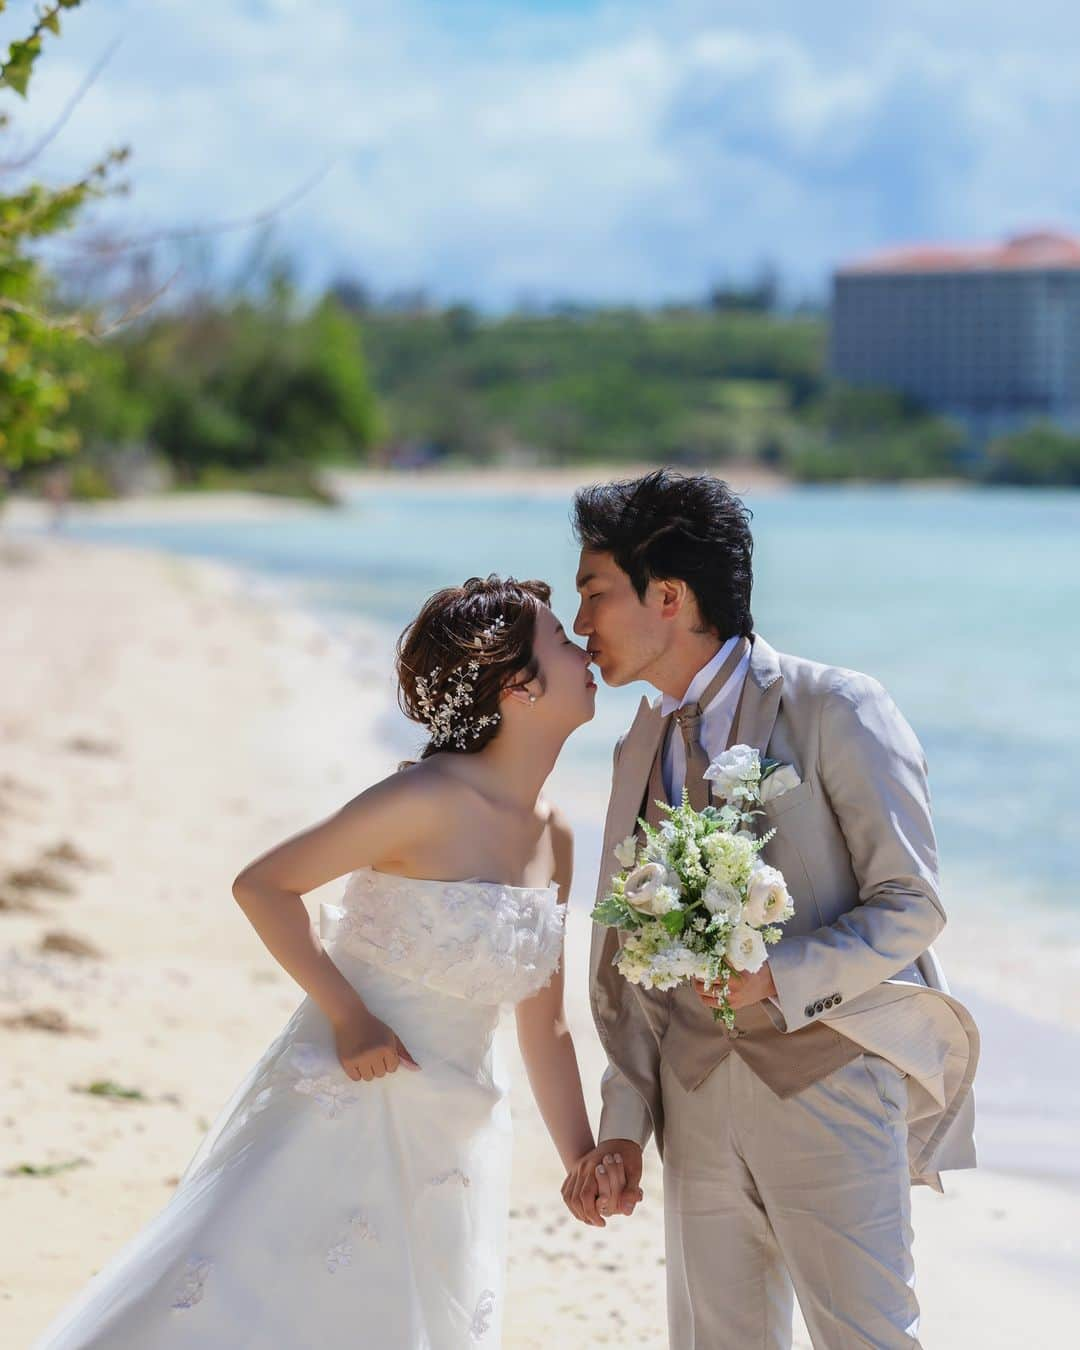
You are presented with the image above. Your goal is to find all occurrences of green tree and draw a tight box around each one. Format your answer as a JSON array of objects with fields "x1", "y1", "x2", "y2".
[
  {"x1": 983, "y1": 422, "x2": 1080, "y2": 487},
  {"x1": 0, "y1": 1, "x2": 129, "y2": 478}
]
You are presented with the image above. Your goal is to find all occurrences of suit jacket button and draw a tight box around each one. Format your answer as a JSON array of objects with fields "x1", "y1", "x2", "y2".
[
  {"x1": 834, "y1": 994, "x2": 842, "y2": 1004},
  {"x1": 804, "y1": 1005, "x2": 814, "y2": 1018},
  {"x1": 813, "y1": 1001, "x2": 824, "y2": 1013}
]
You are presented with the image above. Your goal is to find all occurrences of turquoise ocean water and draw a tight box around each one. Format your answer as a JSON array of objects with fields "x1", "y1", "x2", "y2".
[{"x1": 37, "y1": 484, "x2": 1080, "y2": 924}]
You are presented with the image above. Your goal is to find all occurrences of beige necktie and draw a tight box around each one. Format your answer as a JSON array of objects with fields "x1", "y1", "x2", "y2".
[{"x1": 671, "y1": 638, "x2": 751, "y2": 810}]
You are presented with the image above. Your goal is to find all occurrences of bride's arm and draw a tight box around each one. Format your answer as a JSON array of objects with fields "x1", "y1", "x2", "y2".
[
  {"x1": 514, "y1": 809, "x2": 595, "y2": 1171},
  {"x1": 231, "y1": 772, "x2": 442, "y2": 1045}
]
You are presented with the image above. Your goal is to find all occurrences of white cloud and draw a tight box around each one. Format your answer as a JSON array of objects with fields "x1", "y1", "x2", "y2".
[{"x1": 4, "y1": 0, "x2": 1080, "y2": 306}]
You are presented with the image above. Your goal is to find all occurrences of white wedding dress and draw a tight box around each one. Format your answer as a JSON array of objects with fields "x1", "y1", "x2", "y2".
[{"x1": 34, "y1": 866, "x2": 566, "y2": 1349}]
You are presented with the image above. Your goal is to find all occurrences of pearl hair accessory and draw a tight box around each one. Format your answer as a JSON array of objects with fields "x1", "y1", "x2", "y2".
[
  {"x1": 415, "y1": 615, "x2": 508, "y2": 749},
  {"x1": 472, "y1": 616, "x2": 507, "y2": 649}
]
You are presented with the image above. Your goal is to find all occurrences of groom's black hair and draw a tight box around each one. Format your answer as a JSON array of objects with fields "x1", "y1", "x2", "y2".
[{"x1": 572, "y1": 469, "x2": 754, "y2": 638}]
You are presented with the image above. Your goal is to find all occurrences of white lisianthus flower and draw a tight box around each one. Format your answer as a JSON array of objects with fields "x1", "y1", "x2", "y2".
[
  {"x1": 701, "y1": 877, "x2": 743, "y2": 925},
  {"x1": 726, "y1": 922, "x2": 768, "y2": 973},
  {"x1": 613, "y1": 835, "x2": 639, "y2": 869},
  {"x1": 744, "y1": 864, "x2": 794, "y2": 927},
  {"x1": 624, "y1": 862, "x2": 679, "y2": 916},
  {"x1": 704, "y1": 744, "x2": 761, "y2": 802}
]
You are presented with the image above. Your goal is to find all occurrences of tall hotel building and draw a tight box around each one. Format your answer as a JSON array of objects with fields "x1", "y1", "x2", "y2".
[{"x1": 830, "y1": 230, "x2": 1080, "y2": 439}]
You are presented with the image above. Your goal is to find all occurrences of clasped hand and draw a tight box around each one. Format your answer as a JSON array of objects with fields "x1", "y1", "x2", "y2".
[
  {"x1": 333, "y1": 1008, "x2": 419, "y2": 1082},
  {"x1": 562, "y1": 1139, "x2": 643, "y2": 1227}
]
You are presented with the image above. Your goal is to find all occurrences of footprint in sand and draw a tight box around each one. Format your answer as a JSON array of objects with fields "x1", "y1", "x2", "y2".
[
  {"x1": 4, "y1": 863, "x2": 75, "y2": 898},
  {"x1": 0, "y1": 1007, "x2": 95, "y2": 1036},
  {"x1": 39, "y1": 930, "x2": 104, "y2": 960},
  {"x1": 0, "y1": 891, "x2": 42, "y2": 914},
  {"x1": 63, "y1": 735, "x2": 120, "y2": 757},
  {"x1": 42, "y1": 839, "x2": 100, "y2": 870}
]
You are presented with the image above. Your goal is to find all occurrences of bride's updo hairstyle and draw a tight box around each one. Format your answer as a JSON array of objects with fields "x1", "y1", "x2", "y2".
[{"x1": 396, "y1": 575, "x2": 552, "y2": 759}]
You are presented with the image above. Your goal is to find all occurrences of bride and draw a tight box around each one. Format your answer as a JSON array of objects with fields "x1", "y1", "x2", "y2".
[{"x1": 35, "y1": 575, "x2": 601, "y2": 1349}]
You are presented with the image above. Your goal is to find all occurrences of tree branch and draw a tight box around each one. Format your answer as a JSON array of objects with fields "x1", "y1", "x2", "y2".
[{"x1": 0, "y1": 36, "x2": 123, "y2": 173}]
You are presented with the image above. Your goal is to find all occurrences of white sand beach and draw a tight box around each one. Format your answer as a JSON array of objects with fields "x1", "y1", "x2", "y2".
[{"x1": 2, "y1": 519, "x2": 1078, "y2": 1347}]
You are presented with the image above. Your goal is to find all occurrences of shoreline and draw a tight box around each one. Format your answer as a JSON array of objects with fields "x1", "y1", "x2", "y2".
[
  {"x1": 8, "y1": 464, "x2": 1032, "y2": 532},
  {"x1": 3, "y1": 528, "x2": 1079, "y2": 1344}
]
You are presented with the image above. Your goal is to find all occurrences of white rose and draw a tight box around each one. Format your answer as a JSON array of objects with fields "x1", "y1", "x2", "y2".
[
  {"x1": 624, "y1": 862, "x2": 680, "y2": 917},
  {"x1": 726, "y1": 922, "x2": 768, "y2": 973},
  {"x1": 701, "y1": 877, "x2": 743, "y2": 925},
  {"x1": 703, "y1": 744, "x2": 761, "y2": 802},
  {"x1": 744, "y1": 864, "x2": 794, "y2": 927},
  {"x1": 759, "y1": 764, "x2": 801, "y2": 803},
  {"x1": 613, "y1": 835, "x2": 639, "y2": 869}
]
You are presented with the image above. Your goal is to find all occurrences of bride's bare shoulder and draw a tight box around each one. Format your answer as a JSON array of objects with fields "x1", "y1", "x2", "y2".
[{"x1": 344, "y1": 758, "x2": 461, "y2": 821}]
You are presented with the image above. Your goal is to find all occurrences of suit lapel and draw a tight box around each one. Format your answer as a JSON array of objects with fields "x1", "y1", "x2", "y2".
[
  {"x1": 732, "y1": 632, "x2": 783, "y2": 758},
  {"x1": 590, "y1": 694, "x2": 665, "y2": 987},
  {"x1": 598, "y1": 694, "x2": 664, "y2": 882}
]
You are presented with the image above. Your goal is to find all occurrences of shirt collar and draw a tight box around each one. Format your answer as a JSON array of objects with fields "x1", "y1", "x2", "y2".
[{"x1": 660, "y1": 635, "x2": 741, "y2": 718}]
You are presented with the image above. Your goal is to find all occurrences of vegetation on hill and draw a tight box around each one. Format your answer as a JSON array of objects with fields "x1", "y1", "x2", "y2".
[{"x1": 1, "y1": 9, "x2": 1074, "y2": 498}]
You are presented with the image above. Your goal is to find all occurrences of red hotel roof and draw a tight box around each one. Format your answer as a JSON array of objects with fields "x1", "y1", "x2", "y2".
[{"x1": 838, "y1": 230, "x2": 1080, "y2": 275}]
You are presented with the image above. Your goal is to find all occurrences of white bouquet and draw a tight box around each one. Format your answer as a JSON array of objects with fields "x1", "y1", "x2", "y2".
[{"x1": 592, "y1": 747, "x2": 795, "y2": 1028}]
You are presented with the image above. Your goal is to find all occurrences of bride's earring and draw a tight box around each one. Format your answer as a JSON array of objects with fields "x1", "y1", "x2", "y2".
[{"x1": 528, "y1": 694, "x2": 537, "y2": 704}]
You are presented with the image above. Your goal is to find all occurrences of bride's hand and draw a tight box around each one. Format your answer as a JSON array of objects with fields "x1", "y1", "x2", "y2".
[{"x1": 332, "y1": 1008, "x2": 420, "y2": 1082}]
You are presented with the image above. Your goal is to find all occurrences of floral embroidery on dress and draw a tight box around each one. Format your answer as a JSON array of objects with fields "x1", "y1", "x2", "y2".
[
  {"x1": 442, "y1": 884, "x2": 474, "y2": 915},
  {"x1": 170, "y1": 1258, "x2": 212, "y2": 1310},
  {"x1": 324, "y1": 867, "x2": 565, "y2": 1006},
  {"x1": 469, "y1": 1288, "x2": 496, "y2": 1340},
  {"x1": 294, "y1": 1072, "x2": 363, "y2": 1119},
  {"x1": 428, "y1": 1167, "x2": 470, "y2": 1189},
  {"x1": 325, "y1": 1212, "x2": 379, "y2": 1273},
  {"x1": 285, "y1": 1043, "x2": 364, "y2": 1119}
]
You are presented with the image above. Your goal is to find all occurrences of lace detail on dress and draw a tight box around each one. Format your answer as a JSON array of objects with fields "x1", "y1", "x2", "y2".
[
  {"x1": 325, "y1": 1212, "x2": 379, "y2": 1273},
  {"x1": 286, "y1": 1043, "x2": 364, "y2": 1118},
  {"x1": 170, "y1": 1258, "x2": 212, "y2": 1311},
  {"x1": 427, "y1": 1167, "x2": 470, "y2": 1189},
  {"x1": 469, "y1": 1289, "x2": 496, "y2": 1340},
  {"x1": 321, "y1": 868, "x2": 565, "y2": 1007}
]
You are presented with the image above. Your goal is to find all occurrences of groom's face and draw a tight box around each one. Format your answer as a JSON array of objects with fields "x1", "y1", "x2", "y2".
[{"x1": 573, "y1": 549, "x2": 667, "y2": 688}]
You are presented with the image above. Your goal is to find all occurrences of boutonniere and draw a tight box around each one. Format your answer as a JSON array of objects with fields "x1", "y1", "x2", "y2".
[{"x1": 703, "y1": 748, "x2": 801, "y2": 806}]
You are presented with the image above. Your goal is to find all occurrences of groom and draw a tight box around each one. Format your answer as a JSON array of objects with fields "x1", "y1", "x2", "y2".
[{"x1": 563, "y1": 471, "x2": 978, "y2": 1349}]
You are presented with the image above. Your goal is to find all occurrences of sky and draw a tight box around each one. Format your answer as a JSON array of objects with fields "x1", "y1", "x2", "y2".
[{"x1": 3, "y1": 0, "x2": 1079, "y2": 308}]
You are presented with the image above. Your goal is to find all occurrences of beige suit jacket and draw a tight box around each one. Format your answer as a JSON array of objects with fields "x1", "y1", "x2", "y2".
[{"x1": 589, "y1": 634, "x2": 979, "y2": 1189}]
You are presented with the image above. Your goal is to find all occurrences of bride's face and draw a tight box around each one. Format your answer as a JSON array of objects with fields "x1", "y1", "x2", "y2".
[{"x1": 524, "y1": 604, "x2": 597, "y2": 730}]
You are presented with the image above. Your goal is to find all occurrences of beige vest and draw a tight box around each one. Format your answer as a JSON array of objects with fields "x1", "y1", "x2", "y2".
[{"x1": 622, "y1": 650, "x2": 862, "y2": 1098}]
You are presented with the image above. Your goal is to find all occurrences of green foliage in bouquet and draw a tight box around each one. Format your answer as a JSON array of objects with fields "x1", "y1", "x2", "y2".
[{"x1": 591, "y1": 749, "x2": 795, "y2": 1029}]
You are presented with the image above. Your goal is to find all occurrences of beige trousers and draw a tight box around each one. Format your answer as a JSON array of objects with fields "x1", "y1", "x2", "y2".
[{"x1": 661, "y1": 1052, "x2": 919, "y2": 1349}]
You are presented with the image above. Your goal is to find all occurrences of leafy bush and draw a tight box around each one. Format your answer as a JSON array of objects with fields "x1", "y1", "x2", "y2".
[{"x1": 983, "y1": 422, "x2": 1080, "y2": 486}]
